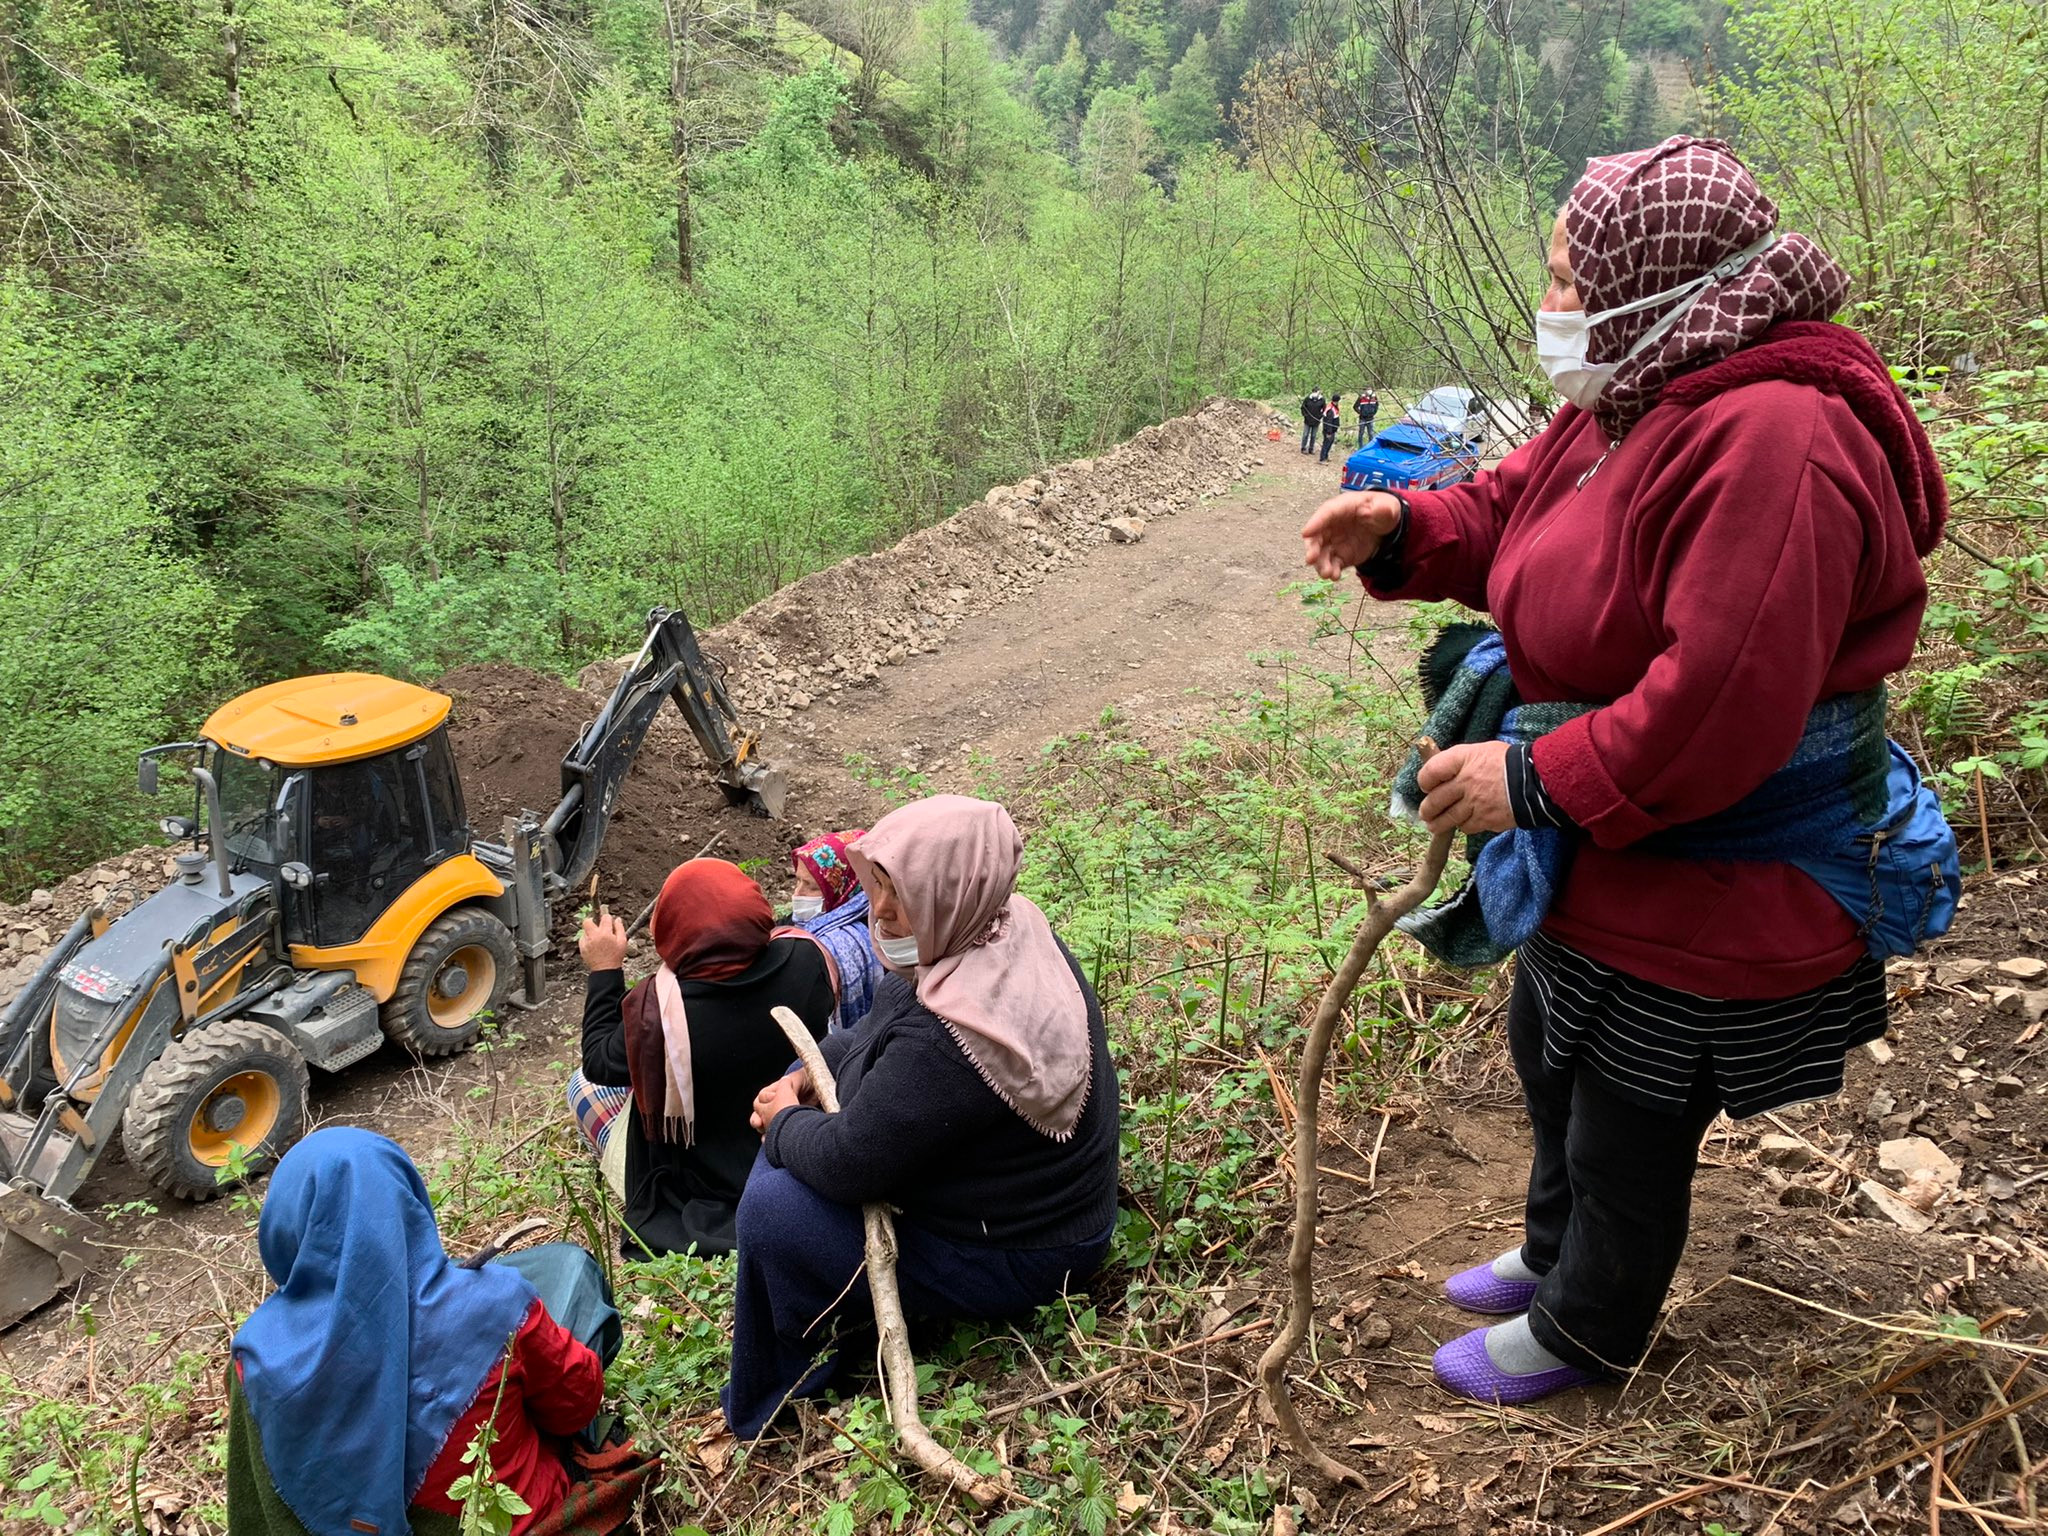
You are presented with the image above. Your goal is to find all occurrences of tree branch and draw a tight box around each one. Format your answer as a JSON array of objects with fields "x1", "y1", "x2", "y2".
[
  {"x1": 769, "y1": 1007, "x2": 1004, "y2": 1509},
  {"x1": 1258, "y1": 747, "x2": 1453, "y2": 1486}
]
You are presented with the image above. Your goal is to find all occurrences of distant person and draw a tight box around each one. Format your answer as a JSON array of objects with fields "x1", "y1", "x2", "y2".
[
  {"x1": 1318, "y1": 393, "x2": 1342, "y2": 462},
  {"x1": 789, "y1": 830, "x2": 883, "y2": 1035},
  {"x1": 1299, "y1": 388, "x2": 1325, "y2": 454},
  {"x1": 570, "y1": 859, "x2": 834, "y2": 1257},
  {"x1": 723, "y1": 796, "x2": 1119, "y2": 1439},
  {"x1": 1354, "y1": 388, "x2": 1380, "y2": 446},
  {"x1": 226, "y1": 1128, "x2": 655, "y2": 1536}
]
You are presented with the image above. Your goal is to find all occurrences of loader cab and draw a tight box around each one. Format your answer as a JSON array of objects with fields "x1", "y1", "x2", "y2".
[
  {"x1": 289, "y1": 733, "x2": 468, "y2": 946},
  {"x1": 198, "y1": 676, "x2": 473, "y2": 949}
]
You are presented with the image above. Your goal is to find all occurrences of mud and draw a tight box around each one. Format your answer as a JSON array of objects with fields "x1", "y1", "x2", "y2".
[{"x1": 438, "y1": 663, "x2": 799, "y2": 922}]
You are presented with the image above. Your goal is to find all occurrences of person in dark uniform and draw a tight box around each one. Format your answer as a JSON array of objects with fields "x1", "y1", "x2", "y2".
[
  {"x1": 1299, "y1": 388, "x2": 1325, "y2": 453},
  {"x1": 1354, "y1": 388, "x2": 1380, "y2": 446}
]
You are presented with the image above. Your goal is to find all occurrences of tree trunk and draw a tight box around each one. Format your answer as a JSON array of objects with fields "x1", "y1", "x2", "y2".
[
  {"x1": 221, "y1": 0, "x2": 242, "y2": 123},
  {"x1": 664, "y1": 0, "x2": 696, "y2": 287}
]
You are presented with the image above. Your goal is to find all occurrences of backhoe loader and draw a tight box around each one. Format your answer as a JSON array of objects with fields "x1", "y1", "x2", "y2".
[{"x1": 0, "y1": 608, "x2": 783, "y2": 1326}]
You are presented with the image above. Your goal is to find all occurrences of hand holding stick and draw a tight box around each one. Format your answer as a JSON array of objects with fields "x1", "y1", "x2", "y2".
[
  {"x1": 769, "y1": 1007, "x2": 1004, "y2": 1508},
  {"x1": 1257, "y1": 743, "x2": 1455, "y2": 1485}
]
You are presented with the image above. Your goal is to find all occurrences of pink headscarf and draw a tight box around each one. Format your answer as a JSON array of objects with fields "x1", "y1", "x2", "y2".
[
  {"x1": 847, "y1": 797, "x2": 1092, "y2": 1140},
  {"x1": 1564, "y1": 136, "x2": 1850, "y2": 435}
]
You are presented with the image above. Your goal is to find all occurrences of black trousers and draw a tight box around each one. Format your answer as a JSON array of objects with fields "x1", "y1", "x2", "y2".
[{"x1": 1507, "y1": 959, "x2": 1722, "y2": 1374}]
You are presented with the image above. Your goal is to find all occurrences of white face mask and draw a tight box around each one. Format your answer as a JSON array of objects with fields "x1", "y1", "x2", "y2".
[
  {"x1": 875, "y1": 931, "x2": 922, "y2": 970},
  {"x1": 790, "y1": 894, "x2": 825, "y2": 921},
  {"x1": 1536, "y1": 233, "x2": 1778, "y2": 411}
]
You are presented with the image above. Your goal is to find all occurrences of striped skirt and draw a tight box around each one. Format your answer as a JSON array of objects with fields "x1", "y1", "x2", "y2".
[{"x1": 1518, "y1": 930, "x2": 1890, "y2": 1118}]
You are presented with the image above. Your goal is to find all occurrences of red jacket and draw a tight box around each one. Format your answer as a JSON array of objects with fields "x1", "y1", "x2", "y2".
[
  {"x1": 413, "y1": 1302, "x2": 605, "y2": 1535},
  {"x1": 1373, "y1": 339, "x2": 1935, "y2": 996}
]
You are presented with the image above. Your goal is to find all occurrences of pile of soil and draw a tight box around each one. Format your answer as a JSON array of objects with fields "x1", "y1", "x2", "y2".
[
  {"x1": 580, "y1": 398, "x2": 1281, "y2": 724},
  {"x1": 438, "y1": 663, "x2": 796, "y2": 923}
]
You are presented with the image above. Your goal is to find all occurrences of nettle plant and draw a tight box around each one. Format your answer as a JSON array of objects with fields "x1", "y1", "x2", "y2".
[{"x1": 1905, "y1": 348, "x2": 2048, "y2": 860}]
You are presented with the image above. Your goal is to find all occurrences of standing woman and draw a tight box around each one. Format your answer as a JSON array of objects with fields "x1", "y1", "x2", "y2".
[
  {"x1": 788, "y1": 829, "x2": 884, "y2": 1034},
  {"x1": 1302, "y1": 138, "x2": 1950, "y2": 1404},
  {"x1": 722, "y1": 796, "x2": 1119, "y2": 1439},
  {"x1": 573, "y1": 859, "x2": 835, "y2": 1258}
]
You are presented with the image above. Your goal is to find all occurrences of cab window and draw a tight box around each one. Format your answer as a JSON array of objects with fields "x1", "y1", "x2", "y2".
[
  {"x1": 307, "y1": 748, "x2": 429, "y2": 947},
  {"x1": 417, "y1": 727, "x2": 470, "y2": 862}
]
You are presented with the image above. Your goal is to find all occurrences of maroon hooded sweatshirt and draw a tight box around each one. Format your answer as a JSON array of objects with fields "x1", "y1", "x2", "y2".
[{"x1": 1369, "y1": 323, "x2": 1945, "y2": 998}]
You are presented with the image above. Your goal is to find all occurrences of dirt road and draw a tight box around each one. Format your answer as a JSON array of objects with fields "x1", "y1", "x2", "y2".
[{"x1": 767, "y1": 441, "x2": 1387, "y2": 829}]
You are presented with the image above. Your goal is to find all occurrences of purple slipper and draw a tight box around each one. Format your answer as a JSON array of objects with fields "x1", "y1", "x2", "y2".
[
  {"x1": 1431, "y1": 1325, "x2": 1596, "y2": 1405},
  {"x1": 1443, "y1": 1259, "x2": 1538, "y2": 1315}
]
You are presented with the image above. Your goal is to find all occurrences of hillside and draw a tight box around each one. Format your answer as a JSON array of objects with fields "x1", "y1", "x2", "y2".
[
  {"x1": 3, "y1": 400, "x2": 2045, "y2": 1534},
  {"x1": 0, "y1": 0, "x2": 1381, "y2": 898},
  {"x1": 8, "y1": 0, "x2": 2045, "y2": 901}
]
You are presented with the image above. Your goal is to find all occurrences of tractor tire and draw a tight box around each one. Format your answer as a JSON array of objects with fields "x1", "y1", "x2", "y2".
[
  {"x1": 122, "y1": 1018, "x2": 311, "y2": 1202},
  {"x1": 382, "y1": 908, "x2": 517, "y2": 1058}
]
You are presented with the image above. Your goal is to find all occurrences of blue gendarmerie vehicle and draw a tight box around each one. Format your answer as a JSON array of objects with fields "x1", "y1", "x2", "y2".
[{"x1": 1340, "y1": 385, "x2": 1486, "y2": 493}]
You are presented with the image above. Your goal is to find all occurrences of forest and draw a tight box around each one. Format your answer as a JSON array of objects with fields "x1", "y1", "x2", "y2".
[
  {"x1": 5, "y1": 2, "x2": 2048, "y2": 1532},
  {"x1": 3, "y1": 0, "x2": 2045, "y2": 897}
]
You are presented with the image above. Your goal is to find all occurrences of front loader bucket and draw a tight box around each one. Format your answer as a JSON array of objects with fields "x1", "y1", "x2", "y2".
[{"x1": 0, "y1": 1183, "x2": 100, "y2": 1330}]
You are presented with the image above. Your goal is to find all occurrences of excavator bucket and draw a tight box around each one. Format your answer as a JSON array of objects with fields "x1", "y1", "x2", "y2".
[
  {"x1": 733, "y1": 754, "x2": 788, "y2": 820},
  {"x1": 0, "y1": 1183, "x2": 100, "y2": 1330}
]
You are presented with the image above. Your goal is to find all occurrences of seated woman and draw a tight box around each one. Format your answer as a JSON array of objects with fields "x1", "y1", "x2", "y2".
[
  {"x1": 722, "y1": 795, "x2": 1120, "y2": 1439},
  {"x1": 571, "y1": 858, "x2": 835, "y2": 1258},
  {"x1": 788, "y1": 829, "x2": 883, "y2": 1034},
  {"x1": 227, "y1": 1128, "x2": 649, "y2": 1536}
]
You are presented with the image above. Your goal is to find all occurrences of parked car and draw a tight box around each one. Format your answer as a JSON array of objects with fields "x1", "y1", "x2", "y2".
[
  {"x1": 1406, "y1": 385, "x2": 1490, "y2": 448},
  {"x1": 1340, "y1": 416, "x2": 1482, "y2": 493}
]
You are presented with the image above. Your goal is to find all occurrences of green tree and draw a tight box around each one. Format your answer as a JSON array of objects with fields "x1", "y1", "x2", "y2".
[
  {"x1": 0, "y1": 281, "x2": 243, "y2": 888},
  {"x1": 1714, "y1": 0, "x2": 2048, "y2": 357},
  {"x1": 1148, "y1": 30, "x2": 1221, "y2": 152},
  {"x1": 1618, "y1": 62, "x2": 1661, "y2": 149},
  {"x1": 1619, "y1": 0, "x2": 1704, "y2": 52},
  {"x1": 903, "y1": 0, "x2": 1024, "y2": 185},
  {"x1": 1035, "y1": 31, "x2": 1091, "y2": 130},
  {"x1": 1103, "y1": 0, "x2": 1171, "y2": 87}
]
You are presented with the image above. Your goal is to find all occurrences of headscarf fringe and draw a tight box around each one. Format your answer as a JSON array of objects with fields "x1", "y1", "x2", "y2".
[{"x1": 935, "y1": 1012, "x2": 1092, "y2": 1144}]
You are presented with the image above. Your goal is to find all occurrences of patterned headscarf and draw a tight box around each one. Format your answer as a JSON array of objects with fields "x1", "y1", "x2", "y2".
[
  {"x1": 1564, "y1": 136, "x2": 1850, "y2": 435},
  {"x1": 791, "y1": 830, "x2": 866, "y2": 913}
]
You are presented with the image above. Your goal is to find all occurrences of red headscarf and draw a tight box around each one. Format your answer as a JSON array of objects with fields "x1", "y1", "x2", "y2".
[
  {"x1": 623, "y1": 860, "x2": 773, "y2": 1142},
  {"x1": 791, "y1": 830, "x2": 866, "y2": 913},
  {"x1": 1564, "y1": 136, "x2": 1849, "y2": 436},
  {"x1": 647, "y1": 859, "x2": 772, "y2": 976}
]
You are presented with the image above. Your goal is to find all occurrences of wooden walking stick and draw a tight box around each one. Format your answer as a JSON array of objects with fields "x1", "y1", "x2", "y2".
[
  {"x1": 1258, "y1": 759, "x2": 1455, "y2": 1486},
  {"x1": 770, "y1": 1006, "x2": 1004, "y2": 1509}
]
